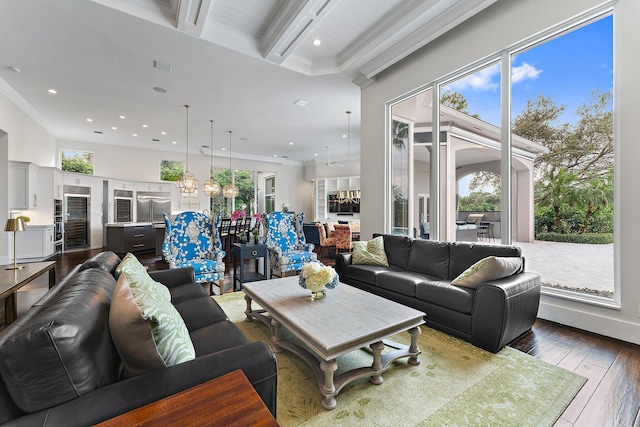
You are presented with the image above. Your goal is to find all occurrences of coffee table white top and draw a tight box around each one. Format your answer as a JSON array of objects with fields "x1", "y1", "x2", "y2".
[{"x1": 243, "y1": 276, "x2": 425, "y2": 360}]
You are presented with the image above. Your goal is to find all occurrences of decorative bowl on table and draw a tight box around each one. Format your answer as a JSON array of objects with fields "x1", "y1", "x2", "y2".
[{"x1": 299, "y1": 262, "x2": 339, "y2": 300}]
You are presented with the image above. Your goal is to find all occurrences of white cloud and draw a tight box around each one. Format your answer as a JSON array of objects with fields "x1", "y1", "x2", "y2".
[
  {"x1": 512, "y1": 62, "x2": 542, "y2": 83},
  {"x1": 447, "y1": 63, "x2": 500, "y2": 92}
]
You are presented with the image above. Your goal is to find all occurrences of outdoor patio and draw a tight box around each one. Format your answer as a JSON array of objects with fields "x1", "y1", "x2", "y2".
[{"x1": 515, "y1": 240, "x2": 614, "y2": 296}]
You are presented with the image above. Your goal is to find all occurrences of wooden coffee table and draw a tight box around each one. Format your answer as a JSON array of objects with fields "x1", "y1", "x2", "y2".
[
  {"x1": 243, "y1": 276, "x2": 425, "y2": 410},
  {"x1": 96, "y1": 370, "x2": 277, "y2": 426}
]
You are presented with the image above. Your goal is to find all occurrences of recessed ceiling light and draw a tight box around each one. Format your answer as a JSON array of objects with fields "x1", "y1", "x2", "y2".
[
  {"x1": 48, "y1": 89, "x2": 57, "y2": 94},
  {"x1": 161, "y1": 131, "x2": 166, "y2": 135},
  {"x1": 289, "y1": 142, "x2": 293, "y2": 145},
  {"x1": 273, "y1": 155, "x2": 278, "y2": 157},
  {"x1": 313, "y1": 39, "x2": 321, "y2": 46},
  {"x1": 153, "y1": 86, "x2": 168, "y2": 93},
  {"x1": 119, "y1": 115, "x2": 125, "y2": 119},
  {"x1": 86, "y1": 118, "x2": 93, "y2": 122},
  {"x1": 112, "y1": 126, "x2": 117, "y2": 130},
  {"x1": 342, "y1": 134, "x2": 346, "y2": 138},
  {"x1": 142, "y1": 124, "x2": 148, "y2": 128},
  {"x1": 172, "y1": 141, "x2": 176, "y2": 144},
  {"x1": 314, "y1": 153, "x2": 318, "y2": 156},
  {"x1": 222, "y1": 147, "x2": 226, "y2": 151},
  {"x1": 132, "y1": 133, "x2": 137, "y2": 137}
]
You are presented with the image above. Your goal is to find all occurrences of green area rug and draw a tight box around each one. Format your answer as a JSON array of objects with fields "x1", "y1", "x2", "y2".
[{"x1": 214, "y1": 292, "x2": 586, "y2": 427}]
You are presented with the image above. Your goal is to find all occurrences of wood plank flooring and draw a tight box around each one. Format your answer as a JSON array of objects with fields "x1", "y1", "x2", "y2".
[{"x1": 11, "y1": 248, "x2": 640, "y2": 426}]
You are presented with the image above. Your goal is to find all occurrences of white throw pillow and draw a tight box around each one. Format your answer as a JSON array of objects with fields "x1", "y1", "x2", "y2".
[{"x1": 452, "y1": 256, "x2": 522, "y2": 288}]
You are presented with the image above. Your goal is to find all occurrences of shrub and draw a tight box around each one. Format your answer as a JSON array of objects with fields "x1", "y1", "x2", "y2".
[{"x1": 536, "y1": 232, "x2": 613, "y2": 244}]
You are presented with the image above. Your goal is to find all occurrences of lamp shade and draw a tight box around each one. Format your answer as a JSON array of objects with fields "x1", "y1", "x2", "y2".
[{"x1": 5, "y1": 218, "x2": 25, "y2": 232}]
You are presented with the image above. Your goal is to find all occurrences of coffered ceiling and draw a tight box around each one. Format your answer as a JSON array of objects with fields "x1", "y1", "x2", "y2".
[{"x1": 0, "y1": 0, "x2": 496, "y2": 164}]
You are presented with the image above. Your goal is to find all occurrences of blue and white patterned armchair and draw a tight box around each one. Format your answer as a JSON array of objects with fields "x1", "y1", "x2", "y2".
[
  {"x1": 163, "y1": 211, "x2": 226, "y2": 294},
  {"x1": 262, "y1": 211, "x2": 316, "y2": 277}
]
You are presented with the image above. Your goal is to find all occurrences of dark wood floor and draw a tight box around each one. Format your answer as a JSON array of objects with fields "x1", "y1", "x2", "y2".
[{"x1": 17, "y1": 249, "x2": 640, "y2": 426}]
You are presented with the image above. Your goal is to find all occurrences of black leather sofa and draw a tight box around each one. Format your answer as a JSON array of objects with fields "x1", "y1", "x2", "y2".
[
  {"x1": 335, "y1": 234, "x2": 541, "y2": 353},
  {"x1": 0, "y1": 251, "x2": 277, "y2": 426}
]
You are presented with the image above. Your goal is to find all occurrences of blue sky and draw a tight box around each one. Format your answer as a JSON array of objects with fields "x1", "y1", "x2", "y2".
[
  {"x1": 445, "y1": 15, "x2": 613, "y2": 128},
  {"x1": 448, "y1": 15, "x2": 612, "y2": 196}
]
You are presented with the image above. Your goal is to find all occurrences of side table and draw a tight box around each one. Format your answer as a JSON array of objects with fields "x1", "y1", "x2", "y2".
[
  {"x1": 96, "y1": 370, "x2": 278, "y2": 426},
  {"x1": 232, "y1": 242, "x2": 269, "y2": 291}
]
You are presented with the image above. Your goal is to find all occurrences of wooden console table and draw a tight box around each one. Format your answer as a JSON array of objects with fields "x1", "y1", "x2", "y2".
[
  {"x1": 0, "y1": 261, "x2": 55, "y2": 326},
  {"x1": 97, "y1": 369, "x2": 278, "y2": 426}
]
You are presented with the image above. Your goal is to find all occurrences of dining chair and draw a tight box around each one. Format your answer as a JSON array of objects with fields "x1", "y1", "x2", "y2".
[
  {"x1": 315, "y1": 222, "x2": 335, "y2": 258},
  {"x1": 334, "y1": 224, "x2": 353, "y2": 252}
]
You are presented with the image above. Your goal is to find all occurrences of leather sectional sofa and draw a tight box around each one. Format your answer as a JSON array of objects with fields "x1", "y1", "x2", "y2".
[
  {"x1": 335, "y1": 234, "x2": 541, "y2": 353},
  {"x1": 0, "y1": 251, "x2": 277, "y2": 426}
]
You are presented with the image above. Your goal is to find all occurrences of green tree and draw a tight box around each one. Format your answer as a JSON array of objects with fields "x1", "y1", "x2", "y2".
[
  {"x1": 160, "y1": 160, "x2": 184, "y2": 181},
  {"x1": 61, "y1": 151, "x2": 94, "y2": 174},
  {"x1": 392, "y1": 120, "x2": 409, "y2": 151},
  {"x1": 440, "y1": 90, "x2": 480, "y2": 118}
]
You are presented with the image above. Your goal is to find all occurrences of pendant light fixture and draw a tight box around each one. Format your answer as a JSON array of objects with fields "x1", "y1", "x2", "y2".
[
  {"x1": 222, "y1": 130, "x2": 239, "y2": 198},
  {"x1": 202, "y1": 119, "x2": 221, "y2": 197},
  {"x1": 176, "y1": 104, "x2": 199, "y2": 193},
  {"x1": 339, "y1": 110, "x2": 360, "y2": 204}
]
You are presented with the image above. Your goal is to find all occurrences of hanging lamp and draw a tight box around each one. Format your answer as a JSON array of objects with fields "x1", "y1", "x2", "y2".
[
  {"x1": 339, "y1": 110, "x2": 360, "y2": 204},
  {"x1": 202, "y1": 119, "x2": 221, "y2": 196},
  {"x1": 222, "y1": 130, "x2": 239, "y2": 198},
  {"x1": 176, "y1": 105, "x2": 199, "y2": 193}
]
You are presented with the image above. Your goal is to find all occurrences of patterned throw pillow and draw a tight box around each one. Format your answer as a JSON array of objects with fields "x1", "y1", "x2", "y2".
[
  {"x1": 451, "y1": 256, "x2": 523, "y2": 288},
  {"x1": 352, "y1": 236, "x2": 389, "y2": 267},
  {"x1": 116, "y1": 252, "x2": 170, "y2": 301},
  {"x1": 109, "y1": 275, "x2": 196, "y2": 377}
]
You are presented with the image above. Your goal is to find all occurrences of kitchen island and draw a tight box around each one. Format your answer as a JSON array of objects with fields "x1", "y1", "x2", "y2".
[{"x1": 104, "y1": 222, "x2": 155, "y2": 255}]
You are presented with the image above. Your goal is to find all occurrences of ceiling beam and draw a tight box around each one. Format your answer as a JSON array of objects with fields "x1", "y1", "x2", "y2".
[
  {"x1": 176, "y1": 0, "x2": 213, "y2": 36},
  {"x1": 260, "y1": 0, "x2": 340, "y2": 64}
]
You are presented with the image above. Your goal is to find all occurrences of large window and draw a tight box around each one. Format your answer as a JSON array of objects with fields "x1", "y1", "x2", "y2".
[
  {"x1": 61, "y1": 149, "x2": 94, "y2": 175},
  {"x1": 389, "y1": 12, "x2": 614, "y2": 303}
]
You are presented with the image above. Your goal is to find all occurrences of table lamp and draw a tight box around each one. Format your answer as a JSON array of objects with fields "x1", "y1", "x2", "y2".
[{"x1": 5, "y1": 218, "x2": 25, "y2": 270}]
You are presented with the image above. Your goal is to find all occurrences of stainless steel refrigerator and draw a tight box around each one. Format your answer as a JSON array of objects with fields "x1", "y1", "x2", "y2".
[{"x1": 136, "y1": 192, "x2": 171, "y2": 223}]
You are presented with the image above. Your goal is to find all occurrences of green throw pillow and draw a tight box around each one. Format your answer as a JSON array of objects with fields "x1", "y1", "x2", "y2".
[
  {"x1": 451, "y1": 256, "x2": 522, "y2": 288},
  {"x1": 352, "y1": 236, "x2": 389, "y2": 267},
  {"x1": 110, "y1": 275, "x2": 196, "y2": 377},
  {"x1": 116, "y1": 252, "x2": 170, "y2": 301}
]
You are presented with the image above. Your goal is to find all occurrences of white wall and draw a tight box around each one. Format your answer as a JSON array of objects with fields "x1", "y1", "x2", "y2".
[
  {"x1": 55, "y1": 139, "x2": 311, "y2": 216},
  {"x1": 361, "y1": 0, "x2": 640, "y2": 344}
]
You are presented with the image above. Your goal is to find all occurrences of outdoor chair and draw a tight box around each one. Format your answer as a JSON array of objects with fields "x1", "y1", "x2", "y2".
[
  {"x1": 262, "y1": 211, "x2": 316, "y2": 277},
  {"x1": 163, "y1": 211, "x2": 226, "y2": 295}
]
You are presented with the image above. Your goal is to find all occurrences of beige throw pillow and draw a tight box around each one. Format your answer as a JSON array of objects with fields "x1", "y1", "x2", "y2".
[
  {"x1": 452, "y1": 256, "x2": 522, "y2": 288},
  {"x1": 352, "y1": 236, "x2": 389, "y2": 267}
]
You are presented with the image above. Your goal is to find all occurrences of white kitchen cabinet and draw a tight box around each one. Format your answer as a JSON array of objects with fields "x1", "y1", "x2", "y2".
[
  {"x1": 63, "y1": 173, "x2": 92, "y2": 188},
  {"x1": 136, "y1": 182, "x2": 172, "y2": 193},
  {"x1": 9, "y1": 161, "x2": 39, "y2": 209},
  {"x1": 10, "y1": 225, "x2": 55, "y2": 261}
]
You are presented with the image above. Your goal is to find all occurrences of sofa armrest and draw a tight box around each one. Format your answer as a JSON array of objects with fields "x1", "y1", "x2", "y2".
[
  {"x1": 148, "y1": 267, "x2": 195, "y2": 288},
  {"x1": 335, "y1": 252, "x2": 353, "y2": 277},
  {"x1": 8, "y1": 341, "x2": 277, "y2": 427},
  {"x1": 471, "y1": 272, "x2": 541, "y2": 353}
]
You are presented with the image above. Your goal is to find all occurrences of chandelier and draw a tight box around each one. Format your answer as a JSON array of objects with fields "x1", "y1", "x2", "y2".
[
  {"x1": 222, "y1": 130, "x2": 239, "y2": 198},
  {"x1": 202, "y1": 119, "x2": 221, "y2": 197},
  {"x1": 176, "y1": 105, "x2": 199, "y2": 193},
  {"x1": 339, "y1": 110, "x2": 360, "y2": 204}
]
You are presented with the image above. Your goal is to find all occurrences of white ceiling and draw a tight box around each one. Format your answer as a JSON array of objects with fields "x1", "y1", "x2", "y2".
[{"x1": 0, "y1": 0, "x2": 497, "y2": 165}]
